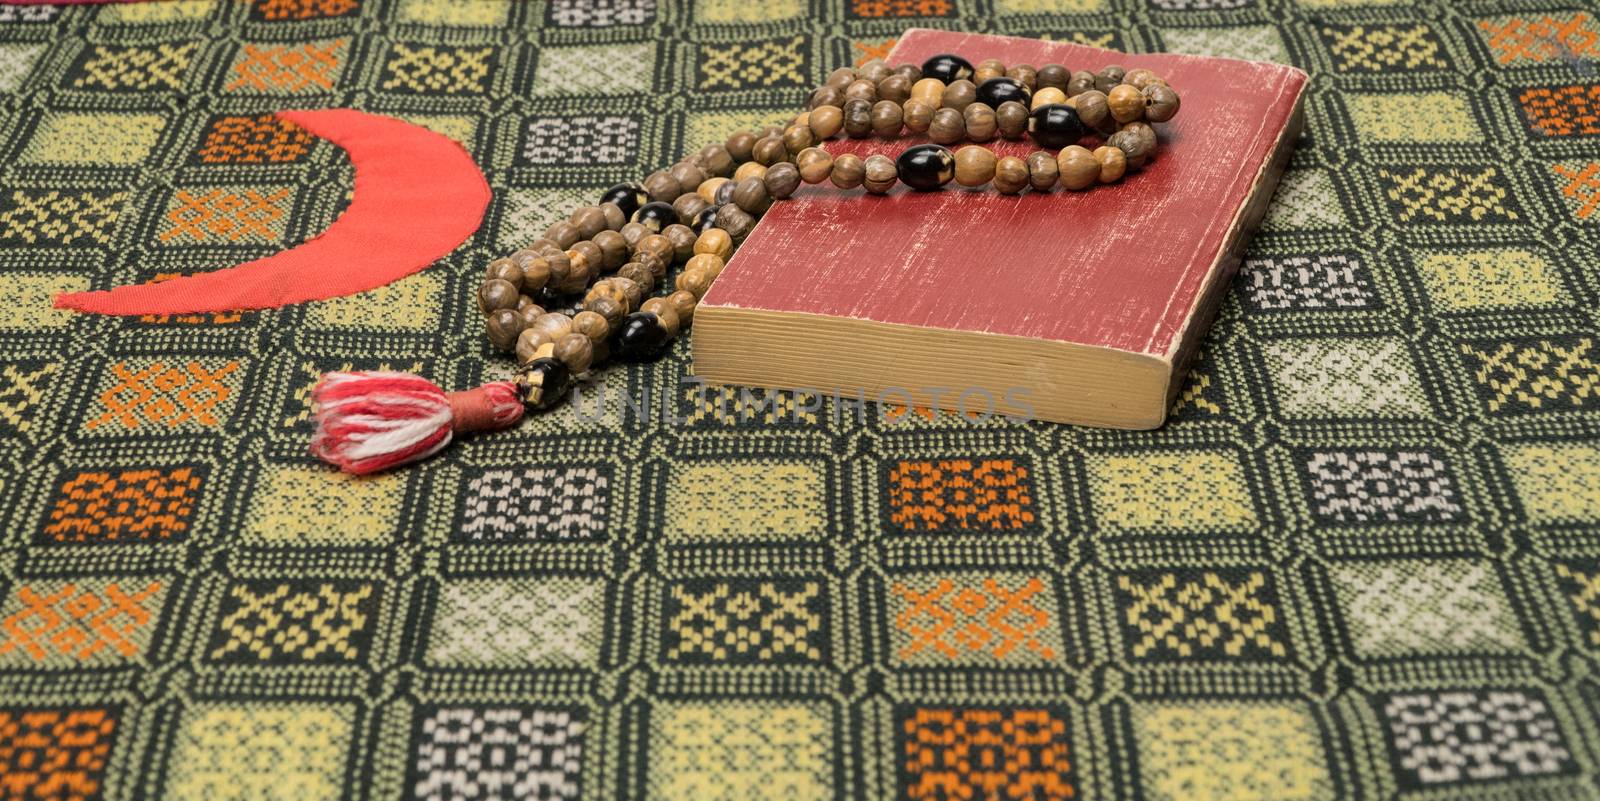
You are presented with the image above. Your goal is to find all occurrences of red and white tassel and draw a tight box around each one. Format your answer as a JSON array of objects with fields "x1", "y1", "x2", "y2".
[{"x1": 310, "y1": 372, "x2": 523, "y2": 474}]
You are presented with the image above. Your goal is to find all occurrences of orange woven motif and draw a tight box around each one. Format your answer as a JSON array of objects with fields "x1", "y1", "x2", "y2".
[
  {"x1": 0, "y1": 581, "x2": 162, "y2": 663},
  {"x1": 850, "y1": 0, "x2": 953, "y2": 17},
  {"x1": 0, "y1": 709, "x2": 117, "y2": 801},
  {"x1": 1519, "y1": 85, "x2": 1600, "y2": 137},
  {"x1": 253, "y1": 0, "x2": 359, "y2": 20},
  {"x1": 88, "y1": 360, "x2": 240, "y2": 431},
  {"x1": 888, "y1": 458, "x2": 1036, "y2": 531},
  {"x1": 892, "y1": 576, "x2": 1057, "y2": 662},
  {"x1": 196, "y1": 114, "x2": 315, "y2": 163},
  {"x1": 228, "y1": 40, "x2": 345, "y2": 93},
  {"x1": 42, "y1": 467, "x2": 203, "y2": 543},
  {"x1": 1478, "y1": 13, "x2": 1600, "y2": 65},
  {"x1": 1552, "y1": 162, "x2": 1600, "y2": 219},
  {"x1": 900, "y1": 708, "x2": 1073, "y2": 801},
  {"x1": 159, "y1": 188, "x2": 291, "y2": 243}
]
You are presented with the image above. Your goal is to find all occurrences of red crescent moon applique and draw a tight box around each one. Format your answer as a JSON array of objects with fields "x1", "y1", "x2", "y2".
[{"x1": 55, "y1": 109, "x2": 491, "y2": 316}]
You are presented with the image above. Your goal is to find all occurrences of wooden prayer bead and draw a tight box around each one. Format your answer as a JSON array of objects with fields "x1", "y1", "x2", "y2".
[
  {"x1": 963, "y1": 103, "x2": 997, "y2": 142},
  {"x1": 676, "y1": 265, "x2": 714, "y2": 298},
  {"x1": 857, "y1": 58, "x2": 891, "y2": 83},
  {"x1": 544, "y1": 220, "x2": 579, "y2": 249},
  {"x1": 877, "y1": 74, "x2": 912, "y2": 104},
  {"x1": 825, "y1": 66, "x2": 856, "y2": 90},
  {"x1": 973, "y1": 66, "x2": 1005, "y2": 86},
  {"x1": 796, "y1": 147, "x2": 834, "y2": 183},
  {"x1": 871, "y1": 100, "x2": 904, "y2": 138},
  {"x1": 954, "y1": 145, "x2": 998, "y2": 187},
  {"x1": 640, "y1": 297, "x2": 681, "y2": 337},
  {"x1": 809, "y1": 105, "x2": 844, "y2": 139},
  {"x1": 531, "y1": 312, "x2": 573, "y2": 342},
  {"x1": 910, "y1": 77, "x2": 945, "y2": 108},
  {"x1": 685, "y1": 252, "x2": 725, "y2": 280},
  {"x1": 844, "y1": 78, "x2": 878, "y2": 104},
  {"x1": 1123, "y1": 68, "x2": 1160, "y2": 90},
  {"x1": 479, "y1": 278, "x2": 519, "y2": 313},
  {"x1": 1026, "y1": 151, "x2": 1058, "y2": 191},
  {"x1": 752, "y1": 135, "x2": 788, "y2": 166},
  {"x1": 810, "y1": 85, "x2": 843, "y2": 109},
  {"x1": 559, "y1": 249, "x2": 593, "y2": 292},
  {"x1": 520, "y1": 256, "x2": 550, "y2": 294},
  {"x1": 725, "y1": 130, "x2": 757, "y2": 162},
  {"x1": 1031, "y1": 87, "x2": 1067, "y2": 110},
  {"x1": 765, "y1": 162, "x2": 801, "y2": 199},
  {"x1": 569, "y1": 240, "x2": 603, "y2": 276},
  {"x1": 1056, "y1": 145, "x2": 1098, "y2": 190},
  {"x1": 892, "y1": 62, "x2": 921, "y2": 83},
  {"x1": 830, "y1": 153, "x2": 865, "y2": 189},
  {"x1": 636, "y1": 233, "x2": 674, "y2": 266},
  {"x1": 697, "y1": 143, "x2": 735, "y2": 176},
  {"x1": 515, "y1": 327, "x2": 553, "y2": 364},
  {"x1": 486, "y1": 258, "x2": 522, "y2": 290},
  {"x1": 929, "y1": 107, "x2": 966, "y2": 144},
  {"x1": 715, "y1": 203, "x2": 756, "y2": 240},
  {"x1": 542, "y1": 251, "x2": 573, "y2": 292},
  {"x1": 941, "y1": 79, "x2": 977, "y2": 112},
  {"x1": 611, "y1": 276, "x2": 643, "y2": 311},
  {"x1": 695, "y1": 228, "x2": 733, "y2": 260},
  {"x1": 555, "y1": 332, "x2": 594, "y2": 373},
  {"x1": 731, "y1": 162, "x2": 766, "y2": 187},
  {"x1": 975, "y1": 58, "x2": 1006, "y2": 81},
  {"x1": 585, "y1": 294, "x2": 624, "y2": 330},
  {"x1": 733, "y1": 176, "x2": 772, "y2": 215},
  {"x1": 1093, "y1": 145, "x2": 1126, "y2": 183},
  {"x1": 902, "y1": 100, "x2": 935, "y2": 134},
  {"x1": 668, "y1": 289, "x2": 698, "y2": 326},
  {"x1": 663, "y1": 223, "x2": 697, "y2": 261},
  {"x1": 783, "y1": 124, "x2": 815, "y2": 156},
  {"x1": 672, "y1": 192, "x2": 709, "y2": 225},
  {"x1": 993, "y1": 156, "x2": 1029, "y2": 194},
  {"x1": 592, "y1": 230, "x2": 628, "y2": 270},
  {"x1": 843, "y1": 99, "x2": 873, "y2": 138},
  {"x1": 1093, "y1": 65, "x2": 1126, "y2": 94},
  {"x1": 516, "y1": 300, "x2": 543, "y2": 321},
  {"x1": 996, "y1": 101, "x2": 1029, "y2": 139},
  {"x1": 1072, "y1": 89, "x2": 1109, "y2": 129},
  {"x1": 670, "y1": 161, "x2": 708, "y2": 192},
  {"x1": 1114, "y1": 120, "x2": 1158, "y2": 168},
  {"x1": 567, "y1": 206, "x2": 606, "y2": 240},
  {"x1": 486, "y1": 309, "x2": 524, "y2": 351},
  {"x1": 863, "y1": 154, "x2": 898, "y2": 194},
  {"x1": 1107, "y1": 84, "x2": 1145, "y2": 124},
  {"x1": 1143, "y1": 84, "x2": 1180, "y2": 123},
  {"x1": 1036, "y1": 63, "x2": 1069, "y2": 91},
  {"x1": 1066, "y1": 70, "x2": 1095, "y2": 96},
  {"x1": 617, "y1": 261, "x2": 653, "y2": 290},
  {"x1": 619, "y1": 221, "x2": 649, "y2": 251},
  {"x1": 573, "y1": 310, "x2": 609, "y2": 342},
  {"x1": 635, "y1": 250, "x2": 667, "y2": 280},
  {"x1": 598, "y1": 202, "x2": 626, "y2": 230},
  {"x1": 643, "y1": 170, "x2": 680, "y2": 202},
  {"x1": 1007, "y1": 63, "x2": 1038, "y2": 91}
]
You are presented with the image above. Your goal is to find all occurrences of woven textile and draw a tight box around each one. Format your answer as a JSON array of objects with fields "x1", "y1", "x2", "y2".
[{"x1": 2, "y1": 1, "x2": 1599, "y2": 800}]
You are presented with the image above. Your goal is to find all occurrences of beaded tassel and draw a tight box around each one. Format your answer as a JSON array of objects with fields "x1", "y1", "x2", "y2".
[{"x1": 310, "y1": 372, "x2": 523, "y2": 475}]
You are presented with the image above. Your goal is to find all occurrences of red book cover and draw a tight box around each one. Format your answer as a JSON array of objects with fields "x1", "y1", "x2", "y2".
[{"x1": 693, "y1": 29, "x2": 1307, "y2": 428}]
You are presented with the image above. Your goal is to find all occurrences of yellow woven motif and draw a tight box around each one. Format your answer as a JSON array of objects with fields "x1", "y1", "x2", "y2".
[
  {"x1": 699, "y1": 36, "x2": 806, "y2": 90},
  {"x1": 0, "y1": 363, "x2": 59, "y2": 434},
  {"x1": 381, "y1": 45, "x2": 493, "y2": 93},
  {"x1": 0, "y1": 189, "x2": 128, "y2": 245},
  {"x1": 1346, "y1": 92, "x2": 1478, "y2": 142},
  {"x1": 1135, "y1": 703, "x2": 1332, "y2": 801},
  {"x1": 1321, "y1": 24, "x2": 1448, "y2": 71},
  {"x1": 1092, "y1": 451, "x2": 1256, "y2": 532},
  {"x1": 666, "y1": 581, "x2": 824, "y2": 662},
  {"x1": 72, "y1": 43, "x2": 196, "y2": 90},
  {"x1": 1118, "y1": 572, "x2": 1287, "y2": 659},
  {"x1": 1554, "y1": 563, "x2": 1600, "y2": 648},
  {"x1": 1460, "y1": 338, "x2": 1600, "y2": 413},
  {"x1": 1414, "y1": 249, "x2": 1567, "y2": 310},
  {"x1": 1379, "y1": 166, "x2": 1518, "y2": 223},
  {"x1": 1503, "y1": 443, "x2": 1600, "y2": 525},
  {"x1": 210, "y1": 582, "x2": 375, "y2": 662}
]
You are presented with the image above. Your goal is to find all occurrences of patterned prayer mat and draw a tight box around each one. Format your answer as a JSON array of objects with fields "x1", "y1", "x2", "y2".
[{"x1": 2, "y1": 1, "x2": 1599, "y2": 799}]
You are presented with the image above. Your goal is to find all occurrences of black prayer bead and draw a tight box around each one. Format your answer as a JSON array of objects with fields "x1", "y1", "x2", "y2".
[
  {"x1": 975, "y1": 77, "x2": 1030, "y2": 109},
  {"x1": 1028, "y1": 103, "x2": 1087, "y2": 149},
  {"x1": 895, "y1": 144, "x2": 956, "y2": 191},
  {"x1": 920, "y1": 53, "x2": 974, "y2": 84},
  {"x1": 631, "y1": 201, "x2": 678, "y2": 233},
  {"x1": 599, "y1": 183, "x2": 648, "y2": 220},
  {"x1": 614, "y1": 311, "x2": 672, "y2": 361},
  {"x1": 517, "y1": 357, "x2": 570, "y2": 410}
]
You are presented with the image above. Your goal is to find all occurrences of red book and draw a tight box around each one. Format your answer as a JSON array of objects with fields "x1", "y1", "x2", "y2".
[{"x1": 693, "y1": 29, "x2": 1307, "y2": 428}]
